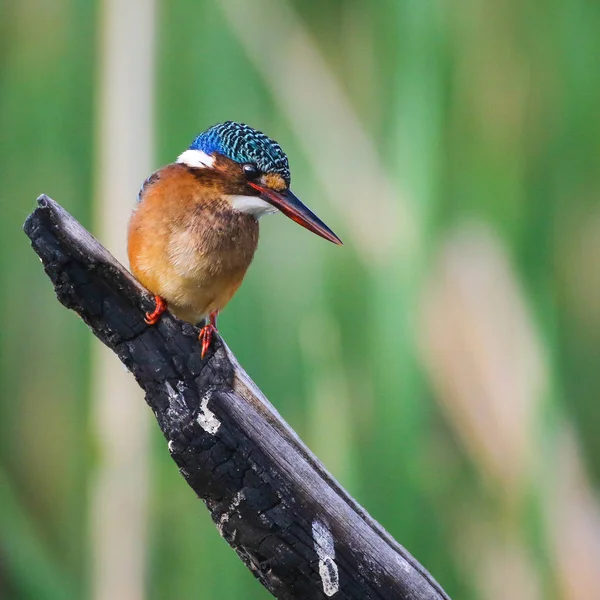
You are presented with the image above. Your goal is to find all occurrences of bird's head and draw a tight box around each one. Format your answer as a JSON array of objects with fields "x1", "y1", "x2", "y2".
[{"x1": 177, "y1": 121, "x2": 342, "y2": 245}]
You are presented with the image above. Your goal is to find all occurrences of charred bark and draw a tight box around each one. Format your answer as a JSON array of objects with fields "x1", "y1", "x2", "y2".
[{"x1": 24, "y1": 195, "x2": 451, "y2": 600}]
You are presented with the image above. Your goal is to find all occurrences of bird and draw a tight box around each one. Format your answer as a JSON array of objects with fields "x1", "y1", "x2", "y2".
[{"x1": 127, "y1": 121, "x2": 342, "y2": 358}]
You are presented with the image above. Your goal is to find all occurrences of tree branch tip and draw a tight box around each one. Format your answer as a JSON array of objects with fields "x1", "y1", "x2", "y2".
[{"x1": 36, "y1": 193, "x2": 50, "y2": 207}]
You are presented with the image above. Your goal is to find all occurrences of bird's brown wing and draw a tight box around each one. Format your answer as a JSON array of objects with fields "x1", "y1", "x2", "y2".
[{"x1": 135, "y1": 170, "x2": 161, "y2": 205}]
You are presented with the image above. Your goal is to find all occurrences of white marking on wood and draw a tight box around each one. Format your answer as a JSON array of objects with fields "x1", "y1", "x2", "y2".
[
  {"x1": 167, "y1": 440, "x2": 175, "y2": 453},
  {"x1": 227, "y1": 194, "x2": 279, "y2": 218},
  {"x1": 176, "y1": 149, "x2": 215, "y2": 169},
  {"x1": 165, "y1": 381, "x2": 180, "y2": 402},
  {"x1": 197, "y1": 391, "x2": 221, "y2": 434},
  {"x1": 218, "y1": 490, "x2": 245, "y2": 534},
  {"x1": 312, "y1": 519, "x2": 339, "y2": 596}
]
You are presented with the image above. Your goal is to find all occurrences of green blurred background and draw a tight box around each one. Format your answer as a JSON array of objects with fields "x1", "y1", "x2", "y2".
[{"x1": 2, "y1": 0, "x2": 600, "y2": 598}]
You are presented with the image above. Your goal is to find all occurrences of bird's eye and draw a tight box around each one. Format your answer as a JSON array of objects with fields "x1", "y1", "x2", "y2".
[{"x1": 242, "y1": 163, "x2": 260, "y2": 180}]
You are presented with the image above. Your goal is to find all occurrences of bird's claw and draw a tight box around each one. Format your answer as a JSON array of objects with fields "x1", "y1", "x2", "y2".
[
  {"x1": 199, "y1": 323, "x2": 217, "y2": 359},
  {"x1": 145, "y1": 295, "x2": 167, "y2": 326}
]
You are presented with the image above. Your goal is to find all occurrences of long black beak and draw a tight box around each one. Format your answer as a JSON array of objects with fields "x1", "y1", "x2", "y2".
[{"x1": 248, "y1": 182, "x2": 343, "y2": 245}]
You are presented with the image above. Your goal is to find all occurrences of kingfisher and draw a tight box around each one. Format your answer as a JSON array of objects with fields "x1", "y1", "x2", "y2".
[{"x1": 128, "y1": 121, "x2": 342, "y2": 358}]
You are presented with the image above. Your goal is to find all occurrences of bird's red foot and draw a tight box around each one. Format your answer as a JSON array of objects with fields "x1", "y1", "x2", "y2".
[
  {"x1": 199, "y1": 311, "x2": 219, "y2": 359},
  {"x1": 199, "y1": 323, "x2": 216, "y2": 359},
  {"x1": 145, "y1": 295, "x2": 167, "y2": 325}
]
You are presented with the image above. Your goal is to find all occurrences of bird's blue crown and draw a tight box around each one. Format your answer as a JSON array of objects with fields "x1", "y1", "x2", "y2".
[{"x1": 190, "y1": 121, "x2": 291, "y2": 185}]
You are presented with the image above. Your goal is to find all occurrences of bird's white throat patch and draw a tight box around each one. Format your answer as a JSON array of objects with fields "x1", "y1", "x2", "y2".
[
  {"x1": 177, "y1": 149, "x2": 215, "y2": 168},
  {"x1": 227, "y1": 195, "x2": 279, "y2": 218}
]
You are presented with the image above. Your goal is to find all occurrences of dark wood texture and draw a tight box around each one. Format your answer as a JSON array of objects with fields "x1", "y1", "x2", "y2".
[{"x1": 23, "y1": 195, "x2": 451, "y2": 600}]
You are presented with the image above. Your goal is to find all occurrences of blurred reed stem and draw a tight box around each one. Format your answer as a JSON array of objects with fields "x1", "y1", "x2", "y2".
[{"x1": 90, "y1": 1, "x2": 156, "y2": 599}]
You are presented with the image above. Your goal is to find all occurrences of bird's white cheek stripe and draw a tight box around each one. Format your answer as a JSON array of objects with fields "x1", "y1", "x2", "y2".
[
  {"x1": 176, "y1": 149, "x2": 215, "y2": 168},
  {"x1": 228, "y1": 195, "x2": 279, "y2": 218}
]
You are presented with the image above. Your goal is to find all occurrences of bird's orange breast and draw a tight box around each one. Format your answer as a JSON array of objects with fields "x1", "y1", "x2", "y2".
[{"x1": 128, "y1": 164, "x2": 259, "y2": 324}]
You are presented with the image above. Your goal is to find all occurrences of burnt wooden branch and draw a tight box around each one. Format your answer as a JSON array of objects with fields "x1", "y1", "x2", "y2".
[{"x1": 23, "y1": 195, "x2": 451, "y2": 600}]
